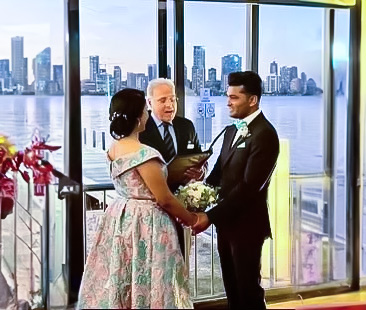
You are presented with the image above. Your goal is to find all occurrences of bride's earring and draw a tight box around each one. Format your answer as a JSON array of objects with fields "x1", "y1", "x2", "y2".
[{"x1": 137, "y1": 119, "x2": 141, "y2": 127}]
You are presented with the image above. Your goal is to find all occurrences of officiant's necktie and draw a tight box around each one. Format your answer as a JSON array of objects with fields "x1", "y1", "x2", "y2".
[{"x1": 163, "y1": 122, "x2": 176, "y2": 162}]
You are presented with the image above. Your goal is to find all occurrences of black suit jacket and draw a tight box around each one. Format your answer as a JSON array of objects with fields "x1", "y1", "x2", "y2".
[
  {"x1": 139, "y1": 114, "x2": 201, "y2": 191},
  {"x1": 206, "y1": 112, "x2": 279, "y2": 240}
]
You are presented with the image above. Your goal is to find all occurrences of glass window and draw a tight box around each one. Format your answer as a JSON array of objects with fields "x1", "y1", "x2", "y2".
[
  {"x1": 80, "y1": 0, "x2": 157, "y2": 259},
  {"x1": 258, "y1": 4, "x2": 349, "y2": 288},
  {"x1": 80, "y1": 0, "x2": 158, "y2": 185},
  {"x1": 0, "y1": 0, "x2": 65, "y2": 307},
  {"x1": 183, "y1": 1, "x2": 247, "y2": 297}
]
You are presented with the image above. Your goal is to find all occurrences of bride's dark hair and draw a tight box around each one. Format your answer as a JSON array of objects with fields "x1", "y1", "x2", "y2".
[{"x1": 109, "y1": 88, "x2": 146, "y2": 140}]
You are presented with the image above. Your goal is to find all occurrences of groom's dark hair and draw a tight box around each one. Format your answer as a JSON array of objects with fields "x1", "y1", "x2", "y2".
[{"x1": 228, "y1": 71, "x2": 263, "y2": 102}]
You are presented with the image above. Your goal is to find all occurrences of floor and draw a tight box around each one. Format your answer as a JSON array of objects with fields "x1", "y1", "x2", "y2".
[{"x1": 268, "y1": 290, "x2": 366, "y2": 309}]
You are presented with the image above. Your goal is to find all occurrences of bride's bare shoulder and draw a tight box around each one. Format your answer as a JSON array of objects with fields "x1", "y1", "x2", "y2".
[{"x1": 107, "y1": 139, "x2": 142, "y2": 161}]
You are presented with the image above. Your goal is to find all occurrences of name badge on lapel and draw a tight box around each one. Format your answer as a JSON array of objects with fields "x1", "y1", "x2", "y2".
[
  {"x1": 237, "y1": 141, "x2": 246, "y2": 149},
  {"x1": 187, "y1": 141, "x2": 194, "y2": 149}
]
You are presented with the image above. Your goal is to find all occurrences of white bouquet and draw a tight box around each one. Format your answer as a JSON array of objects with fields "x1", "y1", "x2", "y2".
[{"x1": 175, "y1": 181, "x2": 218, "y2": 212}]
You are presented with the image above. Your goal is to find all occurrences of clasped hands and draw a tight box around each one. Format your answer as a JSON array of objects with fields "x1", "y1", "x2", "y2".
[{"x1": 180, "y1": 212, "x2": 210, "y2": 235}]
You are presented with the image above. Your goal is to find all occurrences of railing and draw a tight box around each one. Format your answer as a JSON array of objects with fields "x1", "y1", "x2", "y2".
[
  {"x1": 0, "y1": 168, "x2": 80, "y2": 309},
  {"x1": 83, "y1": 169, "x2": 346, "y2": 301}
]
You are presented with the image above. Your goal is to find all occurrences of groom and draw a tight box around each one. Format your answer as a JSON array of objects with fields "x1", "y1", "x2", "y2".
[{"x1": 192, "y1": 71, "x2": 279, "y2": 309}]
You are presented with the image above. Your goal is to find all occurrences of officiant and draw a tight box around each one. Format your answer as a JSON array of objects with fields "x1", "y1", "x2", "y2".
[
  {"x1": 140, "y1": 78, "x2": 205, "y2": 190},
  {"x1": 139, "y1": 78, "x2": 205, "y2": 255}
]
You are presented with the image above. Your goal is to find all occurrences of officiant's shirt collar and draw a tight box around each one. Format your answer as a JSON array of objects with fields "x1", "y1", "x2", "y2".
[
  {"x1": 240, "y1": 109, "x2": 261, "y2": 126},
  {"x1": 151, "y1": 111, "x2": 173, "y2": 127}
]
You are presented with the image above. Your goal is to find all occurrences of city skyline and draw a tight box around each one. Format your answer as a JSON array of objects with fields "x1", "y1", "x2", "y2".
[
  {"x1": 0, "y1": 34, "x2": 322, "y2": 97},
  {"x1": 1, "y1": 1, "x2": 349, "y2": 89}
]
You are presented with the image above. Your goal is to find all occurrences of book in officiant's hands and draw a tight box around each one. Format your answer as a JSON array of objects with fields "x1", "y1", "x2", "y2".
[
  {"x1": 167, "y1": 150, "x2": 212, "y2": 185},
  {"x1": 167, "y1": 126, "x2": 227, "y2": 185}
]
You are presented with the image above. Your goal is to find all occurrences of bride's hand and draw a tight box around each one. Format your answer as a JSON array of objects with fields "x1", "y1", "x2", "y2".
[
  {"x1": 176, "y1": 213, "x2": 198, "y2": 227},
  {"x1": 189, "y1": 213, "x2": 199, "y2": 227}
]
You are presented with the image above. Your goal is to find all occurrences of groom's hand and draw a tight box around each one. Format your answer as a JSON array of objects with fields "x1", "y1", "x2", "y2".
[{"x1": 192, "y1": 212, "x2": 210, "y2": 235}]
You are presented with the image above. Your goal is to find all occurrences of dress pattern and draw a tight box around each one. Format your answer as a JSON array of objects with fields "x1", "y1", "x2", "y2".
[{"x1": 78, "y1": 145, "x2": 193, "y2": 309}]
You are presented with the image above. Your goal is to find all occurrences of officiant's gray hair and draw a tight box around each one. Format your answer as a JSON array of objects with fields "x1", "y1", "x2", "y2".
[{"x1": 147, "y1": 78, "x2": 176, "y2": 99}]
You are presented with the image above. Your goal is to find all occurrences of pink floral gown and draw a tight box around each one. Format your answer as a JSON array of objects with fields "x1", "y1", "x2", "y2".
[{"x1": 78, "y1": 145, "x2": 193, "y2": 309}]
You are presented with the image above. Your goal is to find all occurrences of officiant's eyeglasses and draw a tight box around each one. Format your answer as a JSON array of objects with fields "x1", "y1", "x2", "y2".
[{"x1": 155, "y1": 96, "x2": 178, "y2": 105}]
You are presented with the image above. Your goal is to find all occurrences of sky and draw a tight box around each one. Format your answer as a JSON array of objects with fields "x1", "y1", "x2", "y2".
[{"x1": 0, "y1": 0, "x2": 350, "y2": 86}]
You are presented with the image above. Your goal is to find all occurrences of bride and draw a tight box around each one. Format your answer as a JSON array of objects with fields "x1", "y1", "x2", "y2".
[{"x1": 77, "y1": 88, "x2": 197, "y2": 309}]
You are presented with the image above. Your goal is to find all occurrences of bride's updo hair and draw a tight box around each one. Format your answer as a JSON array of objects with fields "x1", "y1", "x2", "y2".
[{"x1": 109, "y1": 88, "x2": 146, "y2": 140}]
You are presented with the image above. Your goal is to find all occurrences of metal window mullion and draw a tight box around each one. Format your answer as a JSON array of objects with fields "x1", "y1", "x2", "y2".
[
  {"x1": 323, "y1": 8, "x2": 335, "y2": 282},
  {"x1": 158, "y1": 0, "x2": 168, "y2": 78},
  {"x1": 65, "y1": 0, "x2": 84, "y2": 305},
  {"x1": 346, "y1": 0, "x2": 361, "y2": 291},
  {"x1": 245, "y1": 4, "x2": 259, "y2": 72},
  {"x1": 174, "y1": 0, "x2": 185, "y2": 117}
]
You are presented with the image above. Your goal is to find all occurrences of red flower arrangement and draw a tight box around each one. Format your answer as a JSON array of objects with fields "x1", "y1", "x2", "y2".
[{"x1": 0, "y1": 132, "x2": 61, "y2": 219}]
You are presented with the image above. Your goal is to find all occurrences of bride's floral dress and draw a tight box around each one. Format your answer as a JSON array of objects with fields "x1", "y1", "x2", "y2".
[{"x1": 78, "y1": 145, "x2": 193, "y2": 309}]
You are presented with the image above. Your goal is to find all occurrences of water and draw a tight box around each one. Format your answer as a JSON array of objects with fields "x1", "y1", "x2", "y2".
[
  {"x1": 0, "y1": 94, "x2": 357, "y2": 282},
  {"x1": 0, "y1": 94, "x2": 347, "y2": 183}
]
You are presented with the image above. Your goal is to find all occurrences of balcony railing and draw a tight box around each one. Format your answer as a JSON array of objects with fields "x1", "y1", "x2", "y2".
[
  {"x1": 0, "y1": 169, "x2": 79, "y2": 309},
  {"x1": 83, "y1": 168, "x2": 345, "y2": 300}
]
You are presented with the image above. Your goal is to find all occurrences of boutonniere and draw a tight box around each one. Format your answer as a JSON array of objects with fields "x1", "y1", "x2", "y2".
[{"x1": 234, "y1": 120, "x2": 251, "y2": 139}]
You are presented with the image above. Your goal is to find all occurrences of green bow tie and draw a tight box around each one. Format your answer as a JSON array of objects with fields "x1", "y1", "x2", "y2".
[{"x1": 234, "y1": 119, "x2": 247, "y2": 130}]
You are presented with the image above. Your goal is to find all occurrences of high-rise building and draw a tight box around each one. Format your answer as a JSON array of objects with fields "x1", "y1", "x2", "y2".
[
  {"x1": 192, "y1": 46, "x2": 205, "y2": 95},
  {"x1": 89, "y1": 56, "x2": 99, "y2": 81},
  {"x1": 279, "y1": 66, "x2": 290, "y2": 94},
  {"x1": 127, "y1": 72, "x2": 137, "y2": 88},
  {"x1": 11, "y1": 36, "x2": 26, "y2": 88},
  {"x1": 114, "y1": 66, "x2": 122, "y2": 93},
  {"x1": 23, "y1": 58, "x2": 28, "y2": 90},
  {"x1": 208, "y1": 68, "x2": 216, "y2": 81},
  {"x1": 290, "y1": 78, "x2": 302, "y2": 94},
  {"x1": 206, "y1": 68, "x2": 221, "y2": 96},
  {"x1": 301, "y1": 72, "x2": 307, "y2": 94},
  {"x1": 279, "y1": 66, "x2": 298, "y2": 94},
  {"x1": 289, "y1": 66, "x2": 298, "y2": 81},
  {"x1": 148, "y1": 64, "x2": 157, "y2": 81},
  {"x1": 221, "y1": 54, "x2": 242, "y2": 91},
  {"x1": 270, "y1": 61, "x2": 278, "y2": 75},
  {"x1": 167, "y1": 65, "x2": 172, "y2": 79},
  {"x1": 33, "y1": 47, "x2": 51, "y2": 94},
  {"x1": 265, "y1": 75, "x2": 279, "y2": 94},
  {"x1": 53, "y1": 65, "x2": 63, "y2": 93},
  {"x1": 0, "y1": 59, "x2": 11, "y2": 90},
  {"x1": 136, "y1": 73, "x2": 148, "y2": 93},
  {"x1": 96, "y1": 70, "x2": 114, "y2": 95}
]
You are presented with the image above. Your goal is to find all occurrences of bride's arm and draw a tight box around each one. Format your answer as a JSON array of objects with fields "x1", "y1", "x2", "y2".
[{"x1": 137, "y1": 160, "x2": 197, "y2": 227}]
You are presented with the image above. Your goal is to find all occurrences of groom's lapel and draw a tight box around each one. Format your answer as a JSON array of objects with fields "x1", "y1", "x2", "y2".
[{"x1": 222, "y1": 126, "x2": 238, "y2": 168}]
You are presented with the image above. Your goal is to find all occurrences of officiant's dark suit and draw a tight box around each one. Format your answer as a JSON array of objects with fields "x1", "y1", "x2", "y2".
[
  {"x1": 140, "y1": 114, "x2": 201, "y2": 185},
  {"x1": 139, "y1": 78, "x2": 202, "y2": 256},
  {"x1": 202, "y1": 71, "x2": 279, "y2": 309}
]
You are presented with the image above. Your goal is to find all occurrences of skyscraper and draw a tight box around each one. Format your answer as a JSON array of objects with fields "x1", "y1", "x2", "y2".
[
  {"x1": 114, "y1": 66, "x2": 122, "y2": 93},
  {"x1": 33, "y1": 47, "x2": 51, "y2": 94},
  {"x1": 147, "y1": 64, "x2": 157, "y2": 81},
  {"x1": 206, "y1": 68, "x2": 221, "y2": 96},
  {"x1": 192, "y1": 46, "x2": 205, "y2": 95},
  {"x1": 270, "y1": 61, "x2": 278, "y2": 75},
  {"x1": 11, "y1": 36, "x2": 26, "y2": 88},
  {"x1": 53, "y1": 65, "x2": 63, "y2": 93},
  {"x1": 23, "y1": 58, "x2": 28, "y2": 90},
  {"x1": 136, "y1": 73, "x2": 148, "y2": 93},
  {"x1": 89, "y1": 56, "x2": 99, "y2": 81},
  {"x1": 301, "y1": 72, "x2": 307, "y2": 94},
  {"x1": 0, "y1": 59, "x2": 11, "y2": 90},
  {"x1": 167, "y1": 65, "x2": 172, "y2": 79},
  {"x1": 221, "y1": 54, "x2": 242, "y2": 91},
  {"x1": 208, "y1": 68, "x2": 217, "y2": 81},
  {"x1": 127, "y1": 72, "x2": 137, "y2": 88}
]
